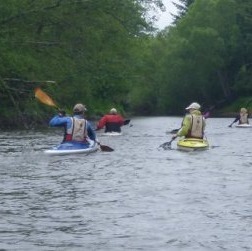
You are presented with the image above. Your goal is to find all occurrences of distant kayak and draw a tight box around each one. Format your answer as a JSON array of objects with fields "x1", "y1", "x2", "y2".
[
  {"x1": 102, "y1": 132, "x2": 122, "y2": 136},
  {"x1": 177, "y1": 138, "x2": 209, "y2": 152},
  {"x1": 235, "y1": 124, "x2": 251, "y2": 128},
  {"x1": 44, "y1": 140, "x2": 98, "y2": 156}
]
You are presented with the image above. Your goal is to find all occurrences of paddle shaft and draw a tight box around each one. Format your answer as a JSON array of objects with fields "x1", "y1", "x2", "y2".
[
  {"x1": 228, "y1": 122, "x2": 234, "y2": 127},
  {"x1": 123, "y1": 119, "x2": 131, "y2": 125},
  {"x1": 159, "y1": 136, "x2": 177, "y2": 150}
]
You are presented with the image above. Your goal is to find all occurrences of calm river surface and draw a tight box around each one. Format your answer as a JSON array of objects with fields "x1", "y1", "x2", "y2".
[{"x1": 1, "y1": 117, "x2": 252, "y2": 251}]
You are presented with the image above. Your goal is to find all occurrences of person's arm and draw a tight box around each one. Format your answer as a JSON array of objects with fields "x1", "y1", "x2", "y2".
[
  {"x1": 233, "y1": 115, "x2": 240, "y2": 123},
  {"x1": 96, "y1": 116, "x2": 107, "y2": 130},
  {"x1": 87, "y1": 122, "x2": 96, "y2": 141},
  {"x1": 202, "y1": 117, "x2": 206, "y2": 135},
  {"x1": 176, "y1": 116, "x2": 191, "y2": 137},
  {"x1": 49, "y1": 115, "x2": 69, "y2": 127},
  {"x1": 118, "y1": 115, "x2": 125, "y2": 126},
  {"x1": 229, "y1": 115, "x2": 240, "y2": 127}
]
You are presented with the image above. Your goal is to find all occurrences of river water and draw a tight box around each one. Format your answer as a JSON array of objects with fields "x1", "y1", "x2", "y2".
[{"x1": 0, "y1": 117, "x2": 252, "y2": 251}]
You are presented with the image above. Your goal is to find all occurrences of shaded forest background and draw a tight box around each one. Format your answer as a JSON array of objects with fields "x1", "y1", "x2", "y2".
[{"x1": 0, "y1": 0, "x2": 252, "y2": 129}]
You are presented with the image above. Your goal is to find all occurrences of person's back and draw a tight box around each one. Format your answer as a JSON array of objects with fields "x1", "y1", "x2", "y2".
[
  {"x1": 239, "y1": 108, "x2": 249, "y2": 124},
  {"x1": 173, "y1": 102, "x2": 205, "y2": 140},
  {"x1": 229, "y1": 107, "x2": 249, "y2": 127},
  {"x1": 49, "y1": 103, "x2": 96, "y2": 144},
  {"x1": 97, "y1": 108, "x2": 124, "y2": 133},
  {"x1": 183, "y1": 110, "x2": 205, "y2": 138}
]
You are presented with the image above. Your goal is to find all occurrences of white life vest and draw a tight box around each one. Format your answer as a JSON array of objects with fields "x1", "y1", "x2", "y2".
[
  {"x1": 239, "y1": 113, "x2": 248, "y2": 124},
  {"x1": 65, "y1": 117, "x2": 88, "y2": 142},
  {"x1": 188, "y1": 114, "x2": 204, "y2": 138}
]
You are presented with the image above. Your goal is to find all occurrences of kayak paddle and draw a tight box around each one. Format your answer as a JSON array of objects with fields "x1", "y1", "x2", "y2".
[
  {"x1": 35, "y1": 87, "x2": 59, "y2": 109},
  {"x1": 34, "y1": 87, "x2": 114, "y2": 152},
  {"x1": 167, "y1": 128, "x2": 180, "y2": 134},
  {"x1": 159, "y1": 136, "x2": 177, "y2": 150},
  {"x1": 228, "y1": 121, "x2": 235, "y2": 127},
  {"x1": 96, "y1": 141, "x2": 114, "y2": 152},
  {"x1": 123, "y1": 119, "x2": 131, "y2": 125}
]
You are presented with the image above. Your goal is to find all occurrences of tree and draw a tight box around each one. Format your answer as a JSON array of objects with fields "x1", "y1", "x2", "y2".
[{"x1": 172, "y1": 0, "x2": 195, "y2": 23}]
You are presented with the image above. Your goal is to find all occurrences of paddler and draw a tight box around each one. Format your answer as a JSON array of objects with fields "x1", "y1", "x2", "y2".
[
  {"x1": 96, "y1": 108, "x2": 125, "y2": 133},
  {"x1": 228, "y1": 107, "x2": 249, "y2": 127},
  {"x1": 49, "y1": 103, "x2": 96, "y2": 144},
  {"x1": 172, "y1": 102, "x2": 206, "y2": 140}
]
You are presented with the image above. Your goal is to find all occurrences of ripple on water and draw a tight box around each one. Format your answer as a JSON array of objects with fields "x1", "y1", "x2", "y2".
[{"x1": 1, "y1": 118, "x2": 252, "y2": 250}]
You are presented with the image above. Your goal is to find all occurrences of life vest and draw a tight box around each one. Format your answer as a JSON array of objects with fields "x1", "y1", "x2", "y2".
[
  {"x1": 239, "y1": 112, "x2": 249, "y2": 124},
  {"x1": 64, "y1": 117, "x2": 88, "y2": 142},
  {"x1": 187, "y1": 114, "x2": 204, "y2": 139}
]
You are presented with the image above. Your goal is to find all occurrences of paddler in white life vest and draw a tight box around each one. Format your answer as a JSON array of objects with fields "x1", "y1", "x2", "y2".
[
  {"x1": 49, "y1": 103, "x2": 96, "y2": 144},
  {"x1": 228, "y1": 107, "x2": 249, "y2": 127},
  {"x1": 172, "y1": 102, "x2": 206, "y2": 140}
]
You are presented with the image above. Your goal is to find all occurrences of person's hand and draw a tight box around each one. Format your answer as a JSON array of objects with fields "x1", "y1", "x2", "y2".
[{"x1": 58, "y1": 110, "x2": 66, "y2": 117}]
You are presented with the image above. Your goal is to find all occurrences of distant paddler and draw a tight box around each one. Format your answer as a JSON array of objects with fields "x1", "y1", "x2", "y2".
[
  {"x1": 228, "y1": 107, "x2": 250, "y2": 127},
  {"x1": 96, "y1": 108, "x2": 125, "y2": 133}
]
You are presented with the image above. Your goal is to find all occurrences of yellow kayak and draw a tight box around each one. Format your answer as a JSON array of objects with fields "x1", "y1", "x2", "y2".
[{"x1": 177, "y1": 138, "x2": 209, "y2": 151}]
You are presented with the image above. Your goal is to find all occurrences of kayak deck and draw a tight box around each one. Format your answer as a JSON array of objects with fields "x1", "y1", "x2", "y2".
[
  {"x1": 177, "y1": 138, "x2": 209, "y2": 151},
  {"x1": 102, "y1": 132, "x2": 122, "y2": 136},
  {"x1": 235, "y1": 124, "x2": 251, "y2": 128},
  {"x1": 44, "y1": 140, "x2": 99, "y2": 156}
]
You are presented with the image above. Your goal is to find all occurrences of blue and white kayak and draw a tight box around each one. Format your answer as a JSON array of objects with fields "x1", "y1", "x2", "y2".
[
  {"x1": 44, "y1": 140, "x2": 99, "y2": 156},
  {"x1": 235, "y1": 123, "x2": 251, "y2": 128},
  {"x1": 177, "y1": 138, "x2": 209, "y2": 152}
]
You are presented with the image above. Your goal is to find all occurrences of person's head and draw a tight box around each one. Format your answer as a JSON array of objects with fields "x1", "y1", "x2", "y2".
[
  {"x1": 73, "y1": 103, "x2": 87, "y2": 115},
  {"x1": 110, "y1": 108, "x2": 117, "y2": 114},
  {"x1": 185, "y1": 102, "x2": 201, "y2": 112},
  {"x1": 240, "y1": 107, "x2": 247, "y2": 114}
]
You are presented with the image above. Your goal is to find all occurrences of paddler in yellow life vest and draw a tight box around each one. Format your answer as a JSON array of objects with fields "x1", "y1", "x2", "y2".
[
  {"x1": 228, "y1": 107, "x2": 249, "y2": 127},
  {"x1": 172, "y1": 102, "x2": 206, "y2": 140}
]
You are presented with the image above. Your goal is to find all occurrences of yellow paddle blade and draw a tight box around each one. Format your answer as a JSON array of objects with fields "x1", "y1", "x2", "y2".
[{"x1": 34, "y1": 87, "x2": 57, "y2": 108}]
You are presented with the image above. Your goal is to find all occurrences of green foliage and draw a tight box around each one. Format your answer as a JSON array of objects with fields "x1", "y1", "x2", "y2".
[
  {"x1": 219, "y1": 96, "x2": 252, "y2": 114},
  {"x1": 0, "y1": 0, "x2": 164, "y2": 128},
  {"x1": 129, "y1": 0, "x2": 250, "y2": 115},
  {"x1": 1, "y1": 0, "x2": 252, "y2": 128}
]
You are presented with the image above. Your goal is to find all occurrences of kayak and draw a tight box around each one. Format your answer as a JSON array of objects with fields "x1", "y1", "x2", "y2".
[
  {"x1": 44, "y1": 140, "x2": 99, "y2": 156},
  {"x1": 235, "y1": 124, "x2": 251, "y2": 128},
  {"x1": 102, "y1": 132, "x2": 122, "y2": 136},
  {"x1": 177, "y1": 138, "x2": 209, "y2": 151}
]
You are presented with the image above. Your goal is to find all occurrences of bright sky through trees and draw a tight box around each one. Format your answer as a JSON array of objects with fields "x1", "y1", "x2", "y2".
[{"x1": 154, "y1": 0, "x2": 179, "y2": 29}]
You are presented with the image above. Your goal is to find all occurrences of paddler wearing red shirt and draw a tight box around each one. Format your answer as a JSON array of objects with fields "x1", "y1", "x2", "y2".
[{"x1": 96, "y1": 108, "x2": 124, "y2": 133}]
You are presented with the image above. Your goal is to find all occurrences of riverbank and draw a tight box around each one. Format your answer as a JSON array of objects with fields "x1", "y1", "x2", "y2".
[
  {"x1": 214, "y1": 96, "x2": 252, "y2": 117},
  {"x1": 1, "y1": 96, "x2": 252, "y2": 130}
]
